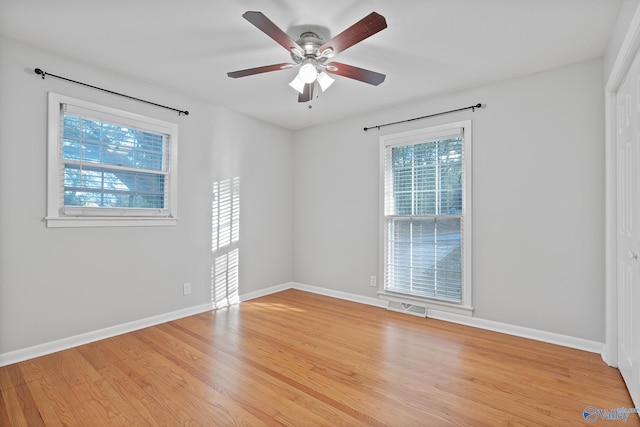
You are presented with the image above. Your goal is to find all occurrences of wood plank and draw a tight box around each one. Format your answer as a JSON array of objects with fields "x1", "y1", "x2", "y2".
[{"x1": 0, "y1": 289, "x2": 637, "y2": 426}]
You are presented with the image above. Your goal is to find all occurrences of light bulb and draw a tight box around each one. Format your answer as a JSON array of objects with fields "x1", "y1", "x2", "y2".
[{"x1": 298, "y1": 61, "x2": 318, "y2": 84}]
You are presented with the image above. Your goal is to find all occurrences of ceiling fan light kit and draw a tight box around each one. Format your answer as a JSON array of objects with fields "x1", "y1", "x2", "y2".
[{"x1": 227, "y1": 11, "x2": 387, "y2": 103}]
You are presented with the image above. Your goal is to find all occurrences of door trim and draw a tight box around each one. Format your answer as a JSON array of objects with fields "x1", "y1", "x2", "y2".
[{"x1": 605, "y1": 5, "x2": 640, "y2": 367}]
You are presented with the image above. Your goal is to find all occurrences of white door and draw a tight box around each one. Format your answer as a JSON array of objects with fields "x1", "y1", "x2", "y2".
[{"x1": 617, "y1": 49, "x2": 640, "y2": 408}]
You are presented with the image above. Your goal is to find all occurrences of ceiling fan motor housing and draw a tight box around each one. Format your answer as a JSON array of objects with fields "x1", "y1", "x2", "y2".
[
  {"x1": 291, "y1": 31, "x2": 332, "y2": 65},
  {"x1": 299, "y1": 31, "x2": 321, "y2": 49}
]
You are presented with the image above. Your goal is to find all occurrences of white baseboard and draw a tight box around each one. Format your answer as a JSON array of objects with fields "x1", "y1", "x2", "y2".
[
  {"x1": 290, "y1": 282, "x2": 387, "y2": 309},
  {"x1": 0, "y1": 281, "x2": 605, "y2": 366},
  {"x1": 0, "y1": 284, "x2": 296, "y2": 367},
  {"x1": 0, "y1": 303, "x2": 213, "y2": 367},
  {"x1": 239, "y1": 282, "x2": 293, "y2": 302},
  {"x1": 427, "y1": 309, "x2": 605, "y2": 354},
  {"x1": 276, "y1": 283, "x2": 605, "y2": 355}
]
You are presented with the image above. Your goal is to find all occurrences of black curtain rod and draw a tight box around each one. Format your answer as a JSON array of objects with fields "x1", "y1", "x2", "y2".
[
  {"x1": 34, "y1": 68, "x2": 189, "y2": 116},
  {"x1": 364, "y1": 103, "x2": 483, "y2": 131}
]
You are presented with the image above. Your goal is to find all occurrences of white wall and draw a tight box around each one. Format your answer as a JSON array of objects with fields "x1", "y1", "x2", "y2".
[
  {"x1": 293, "y1": 58, "x2": 605, "y2": 342},
  {"x1": 0, "y1": 31, "x2": 608, "y2": 357},
  {"x1": 0, "y1": 36, "x2": 294, "y2": 355}
]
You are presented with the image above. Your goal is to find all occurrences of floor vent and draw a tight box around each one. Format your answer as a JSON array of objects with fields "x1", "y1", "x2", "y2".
[{"x1": 387, "y1": 301, "x2": 427, "y2": 317}]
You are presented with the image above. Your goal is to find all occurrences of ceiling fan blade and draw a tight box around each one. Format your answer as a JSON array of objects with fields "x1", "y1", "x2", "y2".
[
  {"x1": 242, "y1": 11, "x2": 303, "y2": 53},
  {"x1": 318, "y1": 12, "x2": 387, "y2": 56},
  {"x1": 227, "y1": 63, "x2": 293, "y2": 78},
  {"x1": 298, "y1": 83, "x2": 314, "y2": 103},
  {"x1": 326, "y1": 62, "x2": 386, "y2": 85}
]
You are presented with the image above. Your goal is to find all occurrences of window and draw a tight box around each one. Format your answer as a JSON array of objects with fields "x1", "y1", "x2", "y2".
[
  {"x1": 380, "y1": 121, "x2": 472, "y2": 314},
  {"x1": 46, "y1": 93, "x2": 178, "y2": 227}
]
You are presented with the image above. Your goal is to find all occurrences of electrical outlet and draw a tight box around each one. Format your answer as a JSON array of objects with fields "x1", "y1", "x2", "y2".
[
  {"x1": 370, "y1": 276, "x2": 377, "y2": 287},
  {"x1": 183, "y1": 282, "x2": 192, "y2": 295}
]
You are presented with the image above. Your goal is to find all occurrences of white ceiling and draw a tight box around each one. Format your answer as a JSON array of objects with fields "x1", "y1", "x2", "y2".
[{"x1": 0, "y1": 0, "x2": 623, "y2": 130}]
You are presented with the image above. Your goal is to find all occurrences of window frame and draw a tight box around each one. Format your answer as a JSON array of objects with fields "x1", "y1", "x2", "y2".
[
  {"x1": 379, "y1": 120, "x2": 473, "y2": 315},
  {"x1": 46, "y1": 92, "x2": 179, "y2": 228}
]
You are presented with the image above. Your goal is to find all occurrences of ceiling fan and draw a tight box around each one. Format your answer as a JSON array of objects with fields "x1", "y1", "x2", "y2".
[{"x1": 227, "y1": 11, "x2": 387, "y2": 103}]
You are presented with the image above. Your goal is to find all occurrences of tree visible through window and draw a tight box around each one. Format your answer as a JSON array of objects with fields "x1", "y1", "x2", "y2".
[
  {"x1": 382, "y1": 122, "x2": 471, "y2": 306},
  {"x1": 46, "y1": 93, "x2": 178, "y2": 227},
  {"x1": 62, "y1": 115, "x2": 167, "y2": 209}
]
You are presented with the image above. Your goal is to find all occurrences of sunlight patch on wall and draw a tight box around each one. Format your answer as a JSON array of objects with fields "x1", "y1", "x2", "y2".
[
  {"x1": 211, "y1": 177, "x2": 240, "y2": 308},
  {"x1": 212, "y1": 178, "x2": 240, "y2": 251},
  {"x1": 212, "y1": 248, "x2": 240, "y2": 309}
]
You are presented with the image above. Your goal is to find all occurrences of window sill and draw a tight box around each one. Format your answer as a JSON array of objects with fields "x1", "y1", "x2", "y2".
[
  {"x1": 45, "y1": 216, "x2": 179, "y2": 228},
  {"x1": 378, "y1": 290, "x2": 473, "y2": 316}
]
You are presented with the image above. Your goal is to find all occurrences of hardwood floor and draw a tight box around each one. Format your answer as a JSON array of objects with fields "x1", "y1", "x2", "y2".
[{"x1": 1, "y1": 289, "x2": 637, "y2": 426}]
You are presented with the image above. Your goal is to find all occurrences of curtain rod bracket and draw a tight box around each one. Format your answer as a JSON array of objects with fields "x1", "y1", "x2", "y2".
[{"x1": 33, "y1": 67, "x2": 189, "y2": 116}]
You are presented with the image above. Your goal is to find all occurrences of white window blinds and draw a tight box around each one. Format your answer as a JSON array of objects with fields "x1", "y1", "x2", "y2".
[
  {"x1": 383, "y1": 127, "x2": 466, "y2": 302},
  {"x1": 46, "y1": 93, "x2": 179, "y2": 227},
  {"x1": 59, "y1": 103, "x2": 171, "y2": 216}
]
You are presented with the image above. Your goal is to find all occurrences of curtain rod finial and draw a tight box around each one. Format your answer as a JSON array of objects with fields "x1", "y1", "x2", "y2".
[{"x1": 35, "y1": 68, "x2": 45, "y2": 79}]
